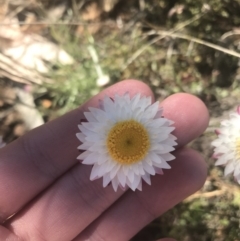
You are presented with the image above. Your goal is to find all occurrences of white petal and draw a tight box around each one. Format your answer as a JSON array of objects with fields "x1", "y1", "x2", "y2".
[
  {"x1": 123, "y1": 92, "x2": 130, "y2": 103},
  {"x1": 130, "y1": 174, "x2": 141, "y2": 191},
  {"x1": 146, "y1": 118, "x2": 168, "y2": 128},
  {"x1": 214, "y1": 145, "x2": 230, "y2": 154},
  {"x1": 155, "y1": 144, "x2": 175, "y2": 154},
  {"x1": 138, "y1": 163, "x2": 145, "y2": 175},
  {"x1": 103, "y1": 96, "x2": 115, "y2": 113},
  {"x1": 83, "y1": 122, "x2": 106, "y2": 132},
  {"x1": 105, "y1": 160, "x2": 117, "y2": 172},
  {"x1": 212, "y1": 138, "x2": 223, "y2": 147},
  {"x1": 215, "y1": 153, "x2": 232, "y2": 166},
  {"x1": 161, "y1": 153, "x2": 176, "y2": 161},
  {"x1": 142, "y1": 161, "x2": 156, "y2": 175},
  {"x1": 85, "y1": 133, "x2": 105, "y2": 142},
  {"x1": 154, "y1": 167, "x2": 163, "y2": 174},
  {"x1": 127, "y1": 169, "x2": 135, "y2": 183},
  {"x1": 90, "y1": 164, "x2": 101, "y2": 180},
  {"x1": 84, "y1": 112, "x2": 97, "y2": 122},
  {"x1": 169, "y1": 134, "x2": 177, "y2": 141},
  {"x1": 132, "y1": 163, "x2": 140, "y2": 175},
  {"x1": 149, "y1": 152, "x2": 162, "y2": 163},
  {"x1": 142, "y1": 173, "x2": 151, "y2": 185},
  {"x1": 224, "y1": 163, "x2": 234, "y2": 176},
  {"x1": 103, "y1": 173, "x2": 111, "y2": 187},
  {"x1": 141, "y1": 96, "x2": 151, "y2": 109},
  {"x1": 78, "y1": 125, "x2": 94, "y2": 136},
  {"x1": 153, "y1": 160, "x2": 171, "y2": 169},
  {"x1": 97, "y1": 154, "x2": 108, "y2": 165},
  {"x1": 236, "y1": 176, "x2": 240, "y2": 184},
  {"x1": 122, "y1": 165, "x2": 129, "y2": 175},
  {"x1": 82, "y1": 152, "x2": 99, "y2": 165},
  {"x1": 88, "y1": 142, "x2": 106, "y2": 152},
  {"x1": 131, "y1": 107, "x2": 142, "y2": 120},
  {"x1": 233, "y1": 165, "x2": 240, "y2": 176},
  {"x1": 145, "y1": 155, "x2": 153, "y2": 166},
  {"x1": 81, "y1": 122, "x2": 95, "y2": 131},
  {"x1": 137, "y1": 180, "x2": 142, "y2": 191},
  {"x1": 154, "y1": 108, "x2": 163, "y2": 119},
  {"x1": 149, "y1": 133, "x2": 168, "y2": 142},
  {"x1": 164, "y1": 138, "x2": 178, "y2": 146},
  {"x1": 97, "y1": 163, "x2": 109, "y2": 177},
  {"x1": 117, "y1": 169, "x2": 127, "y2": 187},
  {"x1": 144, "y1": 101, "x2": 159, "y2": 119},
  {"x1": 131, "y1": 93, "x2": 141, "y2": 110},
  {"x1": 89, "y1": 107, "x2": 109, "y2": 122},
  {"x1": 76, "y1": 133, "x2": 86, "y2": 142},
  {"x1": 78, "y1": 142, "x2": 92, "y2": 150},
  {"x1": 77, "y1": 151, "x2": 91, "y2": 160},
  {"x1": 110, "y1": 164, "x2": 121, "y2": 179},
  {"x1": 111, "y1": 177, "x2": 119, "y2": 191}
]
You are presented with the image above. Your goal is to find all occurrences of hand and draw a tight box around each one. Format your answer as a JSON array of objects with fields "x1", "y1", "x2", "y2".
[{"x1": 0, "y1": 80, "x2": 208, "y2": 241}]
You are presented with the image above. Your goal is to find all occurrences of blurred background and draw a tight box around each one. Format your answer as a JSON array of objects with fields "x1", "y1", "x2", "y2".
[{"x1": 0, "y1": 0, "x2": 240, "y2": 240}]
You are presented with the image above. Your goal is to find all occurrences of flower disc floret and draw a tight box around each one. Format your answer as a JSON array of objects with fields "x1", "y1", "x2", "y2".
[
  {"x1": 77, "y1": 93, "x2": 177, "y2": 191},
  {"x1": 107, "y1": 120, "x2": 150, "y2": 164}
]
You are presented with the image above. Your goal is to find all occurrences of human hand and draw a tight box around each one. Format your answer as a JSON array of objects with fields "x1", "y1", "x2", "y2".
[{"x1": 0, "y1": 80, "x2": 208, "y2": 241}]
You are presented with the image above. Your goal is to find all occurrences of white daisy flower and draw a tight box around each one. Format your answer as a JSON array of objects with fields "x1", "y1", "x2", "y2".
[
  {"x1": 76, "y1": 93, "x2": 177, "y2": 191},
  {"x1": 212, "y1": 107, "x2": 240, "y2": 184}
]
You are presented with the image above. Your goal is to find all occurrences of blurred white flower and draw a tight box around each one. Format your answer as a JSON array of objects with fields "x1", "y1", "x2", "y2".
[
  {"x1": 77, "y1": 93, "x2": 177, "y2": 191},
  {"x1": 212, "y1": 107, "x2": 240, "y2": 183}
]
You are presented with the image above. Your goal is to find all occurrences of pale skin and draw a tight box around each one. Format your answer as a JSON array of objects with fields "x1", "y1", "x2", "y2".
[{"x1": 0, "y1": 80, "x2": 209, "y2": 241}]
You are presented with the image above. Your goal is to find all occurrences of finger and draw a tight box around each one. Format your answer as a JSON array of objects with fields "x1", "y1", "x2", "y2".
[
  {"x1": 160, "y1": 93, "x2": 209, "y2": 147},
  {"x1": 6, "y1": 91, "x2": 208, "y2": 241},
  {"x1": 5, "y1": 165, "x2": 125, "y2": 241},
  {"x1": 73, "y1": 148, "x2": 206, "y2": 241},
  {"x1": 0, "y1": 80, "x2": 153, "y2": 222}
]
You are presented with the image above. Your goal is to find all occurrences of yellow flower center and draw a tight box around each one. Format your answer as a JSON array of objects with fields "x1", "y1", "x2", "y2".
[
  {"x1": 236, "y1": 138, "x2": 240, "y2": 158},
  {"x1": 106, "y1": 120, "x2": 150, "y2": 165}
]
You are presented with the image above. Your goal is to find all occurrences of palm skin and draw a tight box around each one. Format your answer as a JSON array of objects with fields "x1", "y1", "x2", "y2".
[{"x1": 0, "y1": 80, "x2": 208, "y2": 241}]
